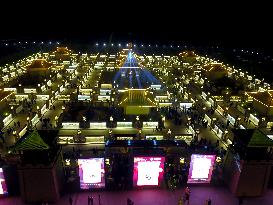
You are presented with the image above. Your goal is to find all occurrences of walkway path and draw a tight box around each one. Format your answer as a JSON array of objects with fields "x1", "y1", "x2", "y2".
[{"x1": 2, "y1": 186, "x2": 273, "y2": 205}]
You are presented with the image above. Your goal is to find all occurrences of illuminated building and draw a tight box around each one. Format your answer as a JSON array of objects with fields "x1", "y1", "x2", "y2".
[
  {"x1": 12, "y1": 130, "x2": 64, "y2": 203},
  {"x1": 223, "y1": 129, "x2": 273, "y2": 197},
  {"x1": 202, "y1": 63, "x2": 228, "y2": 80},
  {"x1": 246, "y1": 90, "x2": 273, "y2": 116}
]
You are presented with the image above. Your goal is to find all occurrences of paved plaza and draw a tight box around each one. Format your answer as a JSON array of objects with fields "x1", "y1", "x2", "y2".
[
  {"x1": 0, "y1": 45, "x2": 273, "y2": 204},
  {"x1": 1, "y1": 186, "x2": 273, "y2": 205}
]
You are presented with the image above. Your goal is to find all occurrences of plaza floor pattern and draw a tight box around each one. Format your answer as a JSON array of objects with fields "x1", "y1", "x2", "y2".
[{"x1": 2, "y1": 186, "x2": 273, "y2": 205}]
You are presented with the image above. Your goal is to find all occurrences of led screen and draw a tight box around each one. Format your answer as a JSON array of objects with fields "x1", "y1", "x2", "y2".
[
  {"x1": 133, "y1": 157, "x2": 165, "y2": 186},
  {"x1": 0, "y1": 168, "x2": 8, "y2": 195},
  {"x1": 187, "y1": 154, "x2": 216, "y2": 183},
  {"x1": 78, "y1": 158, "x2": 105, "y2": 189}
]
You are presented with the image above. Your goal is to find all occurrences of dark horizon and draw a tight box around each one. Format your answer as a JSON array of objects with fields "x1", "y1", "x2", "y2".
[{"x1": 1, "y1": 31, "x2": 272, "y2": 52}]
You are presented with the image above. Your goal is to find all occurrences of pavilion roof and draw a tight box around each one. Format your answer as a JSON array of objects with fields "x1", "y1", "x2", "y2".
[
  {"x1": 233, "y1": 129, "x2": 273, "y2": 147},
  {"x1": 13, "y1": 130, "x2": 49, "y2": 151},
  {"x1": 203, "y1": 63, "x2": 227, "y2": 72},
  {"x1": 54, "y1": 47, "x2": 71, "y2": 55},
  {"x1": 246, "y1": 90, "x2": 273, "y2": 107},
  {"x1": 179, "y1": 51, "x2": 197, "y2": 58},
  {"x1": 26, "y1": 59, "x2": 52, "y2": 71},
  {"x1": 119, "y1": 89, "x2": 157, "y2": 107},
  {"x1": 0, "y1": 90, "x2": 13, "y2": 102}
]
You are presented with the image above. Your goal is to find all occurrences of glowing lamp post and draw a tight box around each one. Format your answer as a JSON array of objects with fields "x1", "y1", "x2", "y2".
[
  {"x1": 110, "y1": 116, "x2": 114, "y2": 128},
  {"x1": 222, "y1": 130, "x2": 228, "y2": 141},
  {"x1": 26, "y1": 116, "x2": 31, "y2": 128},
  {"x1": 162, "y1": 116, "x2": 165, "y2": 122},
  {"x1": 167, "y1": 129, "x2": 172, "y2": 139},
  {"x1": 108, "y1": 129, "x2": 113, "y2": 139},
  {"x1": 187, "y1": 117, "x2": 191, "y2": 127},
  {"x1": 13, "y1": 130, "x2": 18, "y2": 142}
]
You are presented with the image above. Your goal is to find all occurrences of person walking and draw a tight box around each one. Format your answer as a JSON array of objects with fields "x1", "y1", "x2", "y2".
[
  {"x1": 88, "y1": 195, "x2": 91, "y2": 205},
  {"x1": 127, "y1": 198, "x2": 134, "y2": 205},
  {"x1": 0, "y1": 131, "x2": 5, "y2": 144},
  {"x1": 183, "y1": 186, "x2": 190, "y2": 205},
  {"x1": 90, "y1": 196, "x2": 94, "y2": 205},
  {"x1": 69, "y1": 196, "x2": 73, "y2": 205},
  {"x1": 178, "y1": 196, "x2": 184, "y2": 205},
  {"x1": 238, "y1": 196, "x2": 244, "y2": 205}
]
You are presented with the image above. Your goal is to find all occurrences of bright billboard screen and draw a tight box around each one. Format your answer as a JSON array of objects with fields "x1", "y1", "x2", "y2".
[
  {"x1": 0, "y1": 168, "x2": 8, "y2": 195},
  {"x1": 133, "y1": 157, "x2": 165, "y2": 186},
  {"x1": 187, "y1": 154, "x2": 216, "y2": 183},
  {"x1": 78, "y1": 158, "x2": 105, "y2": 189}
]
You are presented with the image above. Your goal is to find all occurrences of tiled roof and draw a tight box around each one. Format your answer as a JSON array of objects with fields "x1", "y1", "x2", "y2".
[
  {"x1": 26, "y1": 59, "x2": 52, "y2": 70},
  {"x1": 247, "y1": 90, "x2": 273, "y2": 107}
]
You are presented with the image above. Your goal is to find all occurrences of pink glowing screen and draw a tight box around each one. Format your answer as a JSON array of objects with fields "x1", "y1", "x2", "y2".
[
  {"x1": 78, "y1": 158, "x2": 105, "y2": 189},
  {"x1": 187, "y1": 154, "x2": 216, "y2": 183},
  {"x1": 133, "y1": 157, "x2": 165, "y2": 186},
  {"x1": 0, "y1": 168, "x2": 8, "y2": 195}
]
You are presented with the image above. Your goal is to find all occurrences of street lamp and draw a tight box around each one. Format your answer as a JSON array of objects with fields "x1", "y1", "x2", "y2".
[
  {"x1": 187, "y1": 117, "x2": 191, "y2": 123},
  {"x1": 13, "y1": 130, "x2": 18, "y2": 141},
  {"x1": 108, "y1": 129, "x2": 113, "y2": 139},
  {"x1": 167, "y1": 129, "x2": 172, "y2": 135},
  {"x1": 162, "y1": 116, "x2": 165, "y2": 122}
]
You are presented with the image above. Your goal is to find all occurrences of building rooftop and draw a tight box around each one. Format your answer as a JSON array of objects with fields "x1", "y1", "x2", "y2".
[
  {"x1": 179, "y1": 51, "x2": 197, "y2": 58},
  {"x1": 26, "y1": 59, "x2": 52, "y2": 71},
  {"x1": 246, "y1": 90, "x2": 273, "y2": 107},
  {"x1": 203, "y1": 63, "x2": 227, "y2": 72},
  {"x1": 54, "y1": 47, "x2": 71, "y2": 55},
  {"x1": 0, "y1": 90, "x2": 13, "y2": 102},
  {"x1": 11, "y1": 130, "x2": 60, "y2": 166}
]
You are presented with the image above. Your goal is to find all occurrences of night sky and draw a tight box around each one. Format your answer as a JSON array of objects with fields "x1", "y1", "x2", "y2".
[{"x1": 0, "y1": 5, "x2": 272, "y2": 53}]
